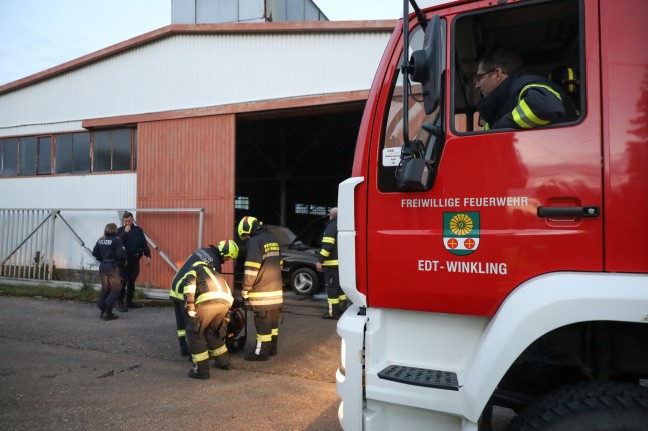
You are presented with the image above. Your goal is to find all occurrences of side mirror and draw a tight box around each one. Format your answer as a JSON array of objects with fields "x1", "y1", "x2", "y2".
[{"x1": 409, "y1": 15, "x2": 442, "y2": 115}]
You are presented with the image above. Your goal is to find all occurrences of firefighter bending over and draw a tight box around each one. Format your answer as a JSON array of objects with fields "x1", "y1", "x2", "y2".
[{"x1": 170, "y1": 240, "x2": 238, "y2": 379}]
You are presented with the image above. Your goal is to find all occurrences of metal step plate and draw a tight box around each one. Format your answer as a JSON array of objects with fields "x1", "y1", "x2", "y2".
[{"x1": 378, "y1": 365, "x2": 459, "y2": 390}]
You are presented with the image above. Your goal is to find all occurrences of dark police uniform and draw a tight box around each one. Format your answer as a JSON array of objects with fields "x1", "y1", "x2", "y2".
[
  {"x1": 92, "y1": 234, "x2": 126, "y2": 320},
  {"x1": 117, "y1": 223, "x2": 151, "y2": 308},
  {"x1": 242, "y1": 227, "x2": 283, "y2": 360}
]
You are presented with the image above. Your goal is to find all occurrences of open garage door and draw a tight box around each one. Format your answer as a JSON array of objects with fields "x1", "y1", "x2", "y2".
[{"x1": 235, "y1": 107, "x2": 362, "y2": 242}]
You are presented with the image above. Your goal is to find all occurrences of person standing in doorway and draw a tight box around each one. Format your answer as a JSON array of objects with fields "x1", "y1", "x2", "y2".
[
  {"x1": 316, "y1": 208, "x2": 347, "y2": 319},
  {"x1": 117, "y1": 211, "x2": 151, "y2": 311}
]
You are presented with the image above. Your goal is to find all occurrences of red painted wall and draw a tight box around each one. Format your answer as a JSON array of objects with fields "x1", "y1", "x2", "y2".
[{"x1": 135, "y1": 115, "x2": 236, "y2": 289}]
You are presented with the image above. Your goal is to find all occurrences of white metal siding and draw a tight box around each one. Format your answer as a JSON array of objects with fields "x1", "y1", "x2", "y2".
[
  {"x1": 0, "y1": 174, "x2": 136, "y2": 269},
  {"x1": 0, "y1": 31, "x2": 390, "y2": 136}
]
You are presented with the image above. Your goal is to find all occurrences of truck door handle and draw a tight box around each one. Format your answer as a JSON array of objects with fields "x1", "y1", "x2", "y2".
[{"x1": 537, "y1": 206, "x2": 600, "y2": 218}]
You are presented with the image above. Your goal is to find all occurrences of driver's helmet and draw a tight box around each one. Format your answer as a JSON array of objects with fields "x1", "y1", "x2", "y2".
[
  {"x1": 217, "y1": 239, "x2": 239, "y2": 261},
  {"x1": 237, "y1": 216, "x2": 261, "y2": 240}
]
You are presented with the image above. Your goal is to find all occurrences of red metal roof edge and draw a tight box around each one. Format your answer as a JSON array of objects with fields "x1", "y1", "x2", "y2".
[{"x1": 0, "y1": 20, "x2": 396, "y2": 95}]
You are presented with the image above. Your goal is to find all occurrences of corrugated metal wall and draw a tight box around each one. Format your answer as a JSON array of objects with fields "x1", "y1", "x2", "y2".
[
  {"x1": 0, "y1": 31, "x2": 390, "y2": 137},
  {"x1": 136, "y1": 114, "x2": 236, "y2": 289}
]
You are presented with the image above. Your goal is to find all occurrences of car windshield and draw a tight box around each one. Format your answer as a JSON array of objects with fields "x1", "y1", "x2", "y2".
[{"x1": 269, "y1": 226, "x2": 297, "y2": 247}]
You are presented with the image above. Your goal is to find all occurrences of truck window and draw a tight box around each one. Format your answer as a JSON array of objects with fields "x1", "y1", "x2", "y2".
[
  {"x1": 378, "y1": 23, "x2": 445, "y2": 193},
  {"x1": 452, "y1": 0, "x2": 583, "y2": 132}
]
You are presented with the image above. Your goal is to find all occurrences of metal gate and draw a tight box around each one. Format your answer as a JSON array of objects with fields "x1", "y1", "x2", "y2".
[{"x1": 0, "y1": 208, "x2": 204, "y2": 281}]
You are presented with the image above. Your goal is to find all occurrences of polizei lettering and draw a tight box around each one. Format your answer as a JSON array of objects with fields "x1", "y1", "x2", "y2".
[{"x1": 418, "y1": 260, "x2": 508, "y2": 275}]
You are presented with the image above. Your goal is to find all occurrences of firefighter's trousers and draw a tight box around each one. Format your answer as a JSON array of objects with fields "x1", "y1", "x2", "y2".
[
  {"x1": 252, "y1": 308, "x2": 281, "y2": 357},
  {"x1": 186, "y1": 302, "x2": 230, "y2": 365},
  {"x1": 172, "y1": 300, "x2": 189, "y2": 355}
]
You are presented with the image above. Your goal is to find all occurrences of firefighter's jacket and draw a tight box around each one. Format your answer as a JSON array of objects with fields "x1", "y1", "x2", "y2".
[
  {"x1": 242, "y1": 228, "x2": 283, "y2": 311},
  {"x1": 477, "y1": 71, "x2": 578, "y2": 130},
  {"x1": 182, "y1": 262, "x2": 233, "y2": 312},
  {"x1": 318, "y1": 219, "x2": 338, "y2": 268},
  {"x1": 92, "y1": 235, "x2": 126, "y2": 272},
  {"x1": 170, "y1": 247, "x2": 223, "y2": 304}
]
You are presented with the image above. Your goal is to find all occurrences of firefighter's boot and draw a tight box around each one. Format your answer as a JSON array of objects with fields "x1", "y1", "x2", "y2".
[
  {"x1": 188, "y1": 359, "x2": 210, "y2": 380},
  {"x1": 321, "y1": 303, "x2": 340, "y2": 320},
  {"x1": 212, "y1": 352, "x2": 231, "y2": 370},
  {"x1": 270, "y1": 333, "x2": 279, "y2": 356},
  {"x1": 245, "y1": 337, "x2": 271, "y2": 361},
  {"x1": 118, "y1": 301, "x2": 129, "y2": 312}
]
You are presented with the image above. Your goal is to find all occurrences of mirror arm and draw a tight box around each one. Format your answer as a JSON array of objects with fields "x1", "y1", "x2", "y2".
[
  {"x1": 409, "y1": 0, "x2": 428, "y2": 30},
  {"x1": 402, "y1": 0, "x2": 411, "y2": 146}
]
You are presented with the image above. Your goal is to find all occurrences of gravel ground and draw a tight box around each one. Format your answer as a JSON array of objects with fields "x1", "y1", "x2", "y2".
[{"x1": 0, "y1": 294, "x2": 342, "y2": 431}]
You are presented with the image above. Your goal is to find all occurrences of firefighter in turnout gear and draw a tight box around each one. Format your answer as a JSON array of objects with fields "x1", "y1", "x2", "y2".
[
  {"x1": 475, "y1": 47, "x2": 578, "y2": 130},
  {"x1": 238, "y1": 216, "x2": 283, "y2": 361},
  {"x1": 316, "y1": 208, "x2": 347, "y2": 319},
  {"x1": 169, "y1": 240, "x2": 238, "y2": 379}
]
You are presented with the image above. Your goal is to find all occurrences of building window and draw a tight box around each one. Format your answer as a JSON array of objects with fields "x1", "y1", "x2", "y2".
[
  {"x1": 1, "y1": 127, "x2": 136, "y2": 178},
  {"x1": 294, "y1": 203, "x2": 329, "y2": 215},
  {"x1": 235, "y1": 196, "x2": 250, "y2": 210},
  {"x1": 1, "y1": 138, "x2": 18, "y2": 177},
  {"x1": 19, "y1": 136, "x2": 37, "y2": 176},
  {"x1": 93, "y1": 129, "x2": 134, "y2": 172},
  {"x1": 37, "y1": 136, "x2": 52, "y2": 175},
  {"x1": 55, "y1": 132, "x2": 91, "y2": 174}
]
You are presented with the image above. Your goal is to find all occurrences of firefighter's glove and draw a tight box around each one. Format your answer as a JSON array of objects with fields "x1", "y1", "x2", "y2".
[{"x1": 187, "y1": 310, "x2": 197, "y2": 318}]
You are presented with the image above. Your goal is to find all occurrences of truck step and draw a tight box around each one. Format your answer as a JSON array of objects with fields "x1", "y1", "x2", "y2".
[{"x1": 378, "y1": 365, "x2": 459, "y2": 391}]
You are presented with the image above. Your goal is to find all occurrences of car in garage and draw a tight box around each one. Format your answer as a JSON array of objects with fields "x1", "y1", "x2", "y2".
[{"x1": 235, "y1": 224, "x2": 325, "y2": 296}]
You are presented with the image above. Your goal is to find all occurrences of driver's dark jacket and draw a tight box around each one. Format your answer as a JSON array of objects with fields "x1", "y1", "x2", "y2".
[
  {"x1": 477, "y1": 71, "x2": 578, "y2": 130},
  {"x1": 242, "y1": 228, "x2": 283, "y2": 311}
]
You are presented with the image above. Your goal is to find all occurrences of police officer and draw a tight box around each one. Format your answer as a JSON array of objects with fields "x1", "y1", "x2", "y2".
[
  {"x1": 170, "y1": 241, "x2": 238, "y2": 368},
  {"x1": 92, "y1": 223, "x2": 127, "y2": 321},
  {"x1": 117, "y1": 211, "x2": 151, "y2": 311},
  {"x1": 475, "y1": 47, "x2": 578, "y2": 130},
  {"x1": 316, "y1": 208, "x2": 347, "y2": 320},
  {"x1": 238, "y1": 216, "x2": 283, "y2": 361}
]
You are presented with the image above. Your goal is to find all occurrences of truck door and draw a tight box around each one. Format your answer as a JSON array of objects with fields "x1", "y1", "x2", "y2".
[{"x1": 366, "y1": 0, "x2": 602, "y2": 316}]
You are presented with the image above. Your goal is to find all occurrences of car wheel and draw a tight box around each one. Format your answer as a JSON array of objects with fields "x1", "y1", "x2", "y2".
[{"x1": 290, "y1": 267, "x2": 320, "y2": 296}]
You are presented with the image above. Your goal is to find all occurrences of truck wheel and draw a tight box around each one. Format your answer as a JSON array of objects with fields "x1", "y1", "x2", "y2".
[
  {"x1": 290, "y1": 267, "x2": 319, "y2": 295},
  {"x1": 506, "y1": 381, "x2": 648, "y2": 431}
]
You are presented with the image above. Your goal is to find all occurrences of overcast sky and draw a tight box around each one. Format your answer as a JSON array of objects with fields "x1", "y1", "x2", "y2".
[{"x1": 0, "y1": 0, "x2": 436, "y2": 86}]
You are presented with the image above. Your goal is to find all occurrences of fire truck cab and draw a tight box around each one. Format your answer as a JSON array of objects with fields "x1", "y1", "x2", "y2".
[{"x1": 336, "y1": 0, "x2": 648, "y2": 430}]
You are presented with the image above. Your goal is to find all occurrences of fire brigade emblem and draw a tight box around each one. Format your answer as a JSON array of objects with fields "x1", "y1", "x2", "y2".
[{"x1": 443, "y1": 212, "x2": 480, "y2": 256}]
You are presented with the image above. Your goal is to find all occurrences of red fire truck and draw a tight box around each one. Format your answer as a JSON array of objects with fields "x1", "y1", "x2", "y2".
[{"x1": 336, "y1": 0, "x2": 648, "y2": 430}]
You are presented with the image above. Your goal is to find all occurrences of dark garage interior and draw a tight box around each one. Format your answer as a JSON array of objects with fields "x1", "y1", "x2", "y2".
[{"x1": 235, "y1": 105, "x2": 363, "y2": 245}]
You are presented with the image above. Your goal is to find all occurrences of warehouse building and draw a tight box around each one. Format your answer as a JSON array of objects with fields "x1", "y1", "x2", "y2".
[{"x1": 0, "y1": 0, "x2": 394, "y2": 289}]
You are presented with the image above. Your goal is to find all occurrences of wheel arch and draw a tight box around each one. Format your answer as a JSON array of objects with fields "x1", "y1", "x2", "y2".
[{"x1": 460, "y1": 272, "x2": 648, "y2": 422}]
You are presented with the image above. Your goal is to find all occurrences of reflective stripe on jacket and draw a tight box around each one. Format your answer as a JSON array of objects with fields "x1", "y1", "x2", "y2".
[
  {"x1": 318, "y1": 219, "x2": 338, "y2": 267},
  {"x1": 242, "y1": 229, "x2": 283, "y2": 310}
]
